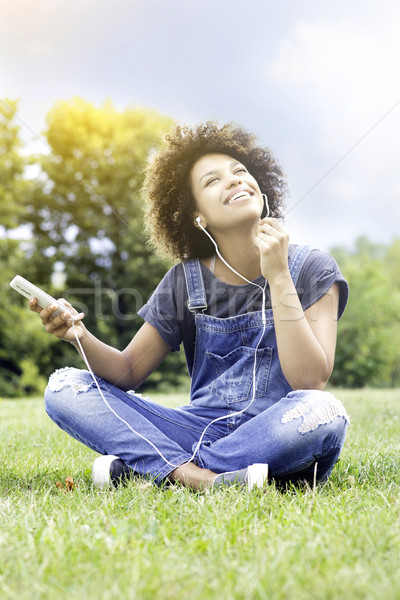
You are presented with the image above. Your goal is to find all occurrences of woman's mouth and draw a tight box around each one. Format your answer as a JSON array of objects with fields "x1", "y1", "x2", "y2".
[{"x1": 224, "y1": 190, "x2": 252, "y2": 206}]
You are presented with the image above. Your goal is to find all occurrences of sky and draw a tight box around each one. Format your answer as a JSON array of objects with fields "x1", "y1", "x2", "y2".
[{"x1": 1, "y1": 0, "x2": 400, "y2": 252}]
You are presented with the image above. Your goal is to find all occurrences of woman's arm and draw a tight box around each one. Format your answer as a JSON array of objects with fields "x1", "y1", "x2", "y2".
[
  {"x1": 72, "y1": 321, "x2": 171, "y2": 391},
  {"x1": 29, "y1": 298, "x2": 171, "y2": 391},
  {"x1": 254, "y1": 219, "x2": 339, "y2": 390},
  {"x1": 269, "y1": 277, "x2": 338, "y2": 389}
]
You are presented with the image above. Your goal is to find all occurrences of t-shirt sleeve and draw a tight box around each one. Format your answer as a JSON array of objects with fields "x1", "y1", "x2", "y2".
[
  {"x1": 297, "y1": 249, "x2": 349, "y2": 319},
  {"x1": 137, "y1": 265, "x2": 185, "y2": 352}
]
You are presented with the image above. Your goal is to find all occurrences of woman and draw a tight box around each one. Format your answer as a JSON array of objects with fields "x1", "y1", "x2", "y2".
[{"x1": 30, "y1": 122, "x2": 350, "y2": 491}]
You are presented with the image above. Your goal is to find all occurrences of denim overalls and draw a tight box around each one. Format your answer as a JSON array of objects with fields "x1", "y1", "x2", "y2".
[
  {"x1": 45, "y1": 245, "x2": 350, "y2": 484},
  {"x1": 184, "y1": 244, "x2": 311, "y2": 421}
]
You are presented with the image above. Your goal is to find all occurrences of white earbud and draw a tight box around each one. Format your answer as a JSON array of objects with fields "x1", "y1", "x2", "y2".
[{"x1": 196, "y1": 216, "x2": 202, "y2": 224}]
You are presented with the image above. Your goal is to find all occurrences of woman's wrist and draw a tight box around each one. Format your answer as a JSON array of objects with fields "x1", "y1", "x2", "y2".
[
  {"x1": 267, "y1": 267, "x2": 293, "y2": 294},
  {"x1": 67, "y1": 322, "x2": 88, "y2": 347},
  {"x1": 268, "y1": 269, "x2": 305, "y2": 321}
]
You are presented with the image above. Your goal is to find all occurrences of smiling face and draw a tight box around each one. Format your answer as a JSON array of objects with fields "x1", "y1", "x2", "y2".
[{"x1": 190, "y1": 153, "x2": 264, "y2": 234}]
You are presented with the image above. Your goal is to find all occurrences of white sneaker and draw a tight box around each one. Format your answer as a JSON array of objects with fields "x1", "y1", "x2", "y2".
[
  {"x1": 92, "y1": 455, "x2": 132, "y2": 488},
  {"x1": 213, "y1": 463, "x2": 269, "y2": 490}
]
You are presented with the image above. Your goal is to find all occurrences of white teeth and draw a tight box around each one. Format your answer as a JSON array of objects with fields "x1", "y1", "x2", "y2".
[{"x1": 227, "y1": 191, "x2": 251, "y2": 205}]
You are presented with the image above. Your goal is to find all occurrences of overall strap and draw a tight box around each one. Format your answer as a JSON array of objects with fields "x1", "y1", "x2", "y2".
[
  {"x1": 288, "y1": 245, "x2": 314, "y2": 287},
  {"x1": 182, "y1": 258, "x2": 208, "y2": 313}
]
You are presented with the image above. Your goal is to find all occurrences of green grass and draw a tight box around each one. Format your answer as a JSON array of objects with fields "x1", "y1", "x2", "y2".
[{"x1": 1, "y1": 389, "x2": 399, "y2": 600}]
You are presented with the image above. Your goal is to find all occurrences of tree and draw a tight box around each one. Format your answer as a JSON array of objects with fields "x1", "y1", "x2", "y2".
[
  {"x1": 24, "y1": 98, "x2": 188, "y2": 391},
  {"x1": 0, "y1": 99, "x2": 27, "y2": 230},
  {"x1": 0, "y1": 99, "x2": 59, "y2": 396},
  {"x1": 330, "y1": 237, "x2": 400, "y2": 388}
]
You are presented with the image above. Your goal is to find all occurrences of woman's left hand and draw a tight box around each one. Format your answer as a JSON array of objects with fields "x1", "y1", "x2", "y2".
[{"x1": 254, "y1": 218, "x2": 289, "y2": 281}]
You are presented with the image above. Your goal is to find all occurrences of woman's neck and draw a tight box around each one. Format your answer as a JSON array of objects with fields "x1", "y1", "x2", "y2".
[{"x1": 204, "y1": 225, "x2": 262, "y2": 285}]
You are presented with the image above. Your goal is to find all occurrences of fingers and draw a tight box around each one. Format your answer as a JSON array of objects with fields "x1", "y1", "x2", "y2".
[
  {"x1": 28, "y1": 297, "x2": 59, "y2": 317},
  {"x1": 57, "y1": 298, "x2": 73, "y2": 309},
  {"x1": 28, "y1": 296, "x2": 85, "y2": 343},
  {"x1": 29, "y1": 297, "x2": 41, "y2": 313},
  {"x1": 46, "y1": 311, "x2": 84, "y2": 335},
  {"x1": 55, "y1": 298, "x2": 85, "y2": 324},
  {"x1": 259, "y1": 216, "x2": 278, "y2": 226},
  {"x1": 44, "y1": 311, "x2": 72, "y2": 334},
  {"x1": 257, "y1": 217, "x2": 285, "y2": 235},
  {"x1": 29, "y1": 297, "x2": 83, "y2": 329},
  {"x1": 256, "y1": 219, "x2": 287, "y2": 244}
]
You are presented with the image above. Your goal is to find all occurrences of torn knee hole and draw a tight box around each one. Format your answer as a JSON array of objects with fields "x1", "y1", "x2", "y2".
[
  {"x1": 48, "y1": 367, "x2": 92, "y2": 395},
  {"x1": 281, "y1": 393, "x2": 350, "y2": 434}
]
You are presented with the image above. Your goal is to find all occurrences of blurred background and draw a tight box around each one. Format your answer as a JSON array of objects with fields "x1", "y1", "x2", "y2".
[{"x1": 1, "y1": 0, "x2": 399, "y2": 397}]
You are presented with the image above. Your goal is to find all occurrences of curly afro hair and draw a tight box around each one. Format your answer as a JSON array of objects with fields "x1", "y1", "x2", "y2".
[{"x1": 143, "y1": 121, "x2": 287, "y2": 261}]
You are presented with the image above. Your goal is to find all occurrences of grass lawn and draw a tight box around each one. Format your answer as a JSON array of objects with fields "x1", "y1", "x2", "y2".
[{"x1": 0, "y1": 388, "x2": 399, "y2": 600}]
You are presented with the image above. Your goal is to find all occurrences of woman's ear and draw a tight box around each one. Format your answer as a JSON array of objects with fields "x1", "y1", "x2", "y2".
[{"x1": 194, "y1": 215, "x2": 207, "y2": 229}]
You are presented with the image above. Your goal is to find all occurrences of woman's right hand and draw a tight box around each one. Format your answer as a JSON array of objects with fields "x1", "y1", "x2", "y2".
[{"x1": 29, "y1": 297, "x2": 85, "y2": 343}]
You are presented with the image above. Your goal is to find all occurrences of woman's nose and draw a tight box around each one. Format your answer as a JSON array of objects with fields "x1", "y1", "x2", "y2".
[{"x1": 227, "y1": 175, "x2": 242, "y2": 188}]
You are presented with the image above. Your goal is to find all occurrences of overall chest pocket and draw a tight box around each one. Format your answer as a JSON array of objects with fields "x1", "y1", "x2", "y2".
[{"x1": 207, "y1": 346, "x2": 273, "y2": 404}]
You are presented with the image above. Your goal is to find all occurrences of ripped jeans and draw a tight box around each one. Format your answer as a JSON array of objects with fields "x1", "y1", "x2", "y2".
[{"x1": 45, "y1": 367, "x2": 350, "y2": 485}]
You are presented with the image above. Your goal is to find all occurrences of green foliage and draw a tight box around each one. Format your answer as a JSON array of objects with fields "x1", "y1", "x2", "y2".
[
  {"x1": 0, "y1": 100, "x2": 51, "y2": 396},
  {"x1": 27, "y1": 97, "x2": 174, "y2": 318},
  {"x1": 0, "y1": 99, "x2": 27, "y2": 229},
  {"x1": 1, "y1": 97, "x2": 188, "y2": 395},
  {"x1": 331, "y1": 236, "x2": 400, "y2": 387},
  {"x1": 0, "y1": 236, "x2": 80, "y2": 397},
  {"x1": 0, "y1": 99, "x2": 84, "y2": 397},
  {"x1": 31, "y1": 97, "x2": 187, "y2": 390}
]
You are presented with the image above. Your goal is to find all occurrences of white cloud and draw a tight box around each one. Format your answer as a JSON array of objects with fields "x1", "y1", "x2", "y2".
[
  {"x1": 266, "y1": 18, "x2": 400, "y2": 130},
  {"x1": 267, "y1": 20, "x2": 370, "y2": 86}
]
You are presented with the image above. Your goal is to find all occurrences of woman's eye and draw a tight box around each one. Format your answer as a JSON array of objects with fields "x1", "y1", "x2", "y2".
[
  {"x1": 234, "y1": 168, "x2": 247, "y2": 174},
  {"x1": 205, "y1": 177, "x2": 218, "y2": 186}
]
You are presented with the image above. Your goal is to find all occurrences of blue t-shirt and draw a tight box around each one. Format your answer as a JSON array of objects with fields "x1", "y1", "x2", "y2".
[{"x1": 138, "y1": 246, "x2": 349, "y2": 375}]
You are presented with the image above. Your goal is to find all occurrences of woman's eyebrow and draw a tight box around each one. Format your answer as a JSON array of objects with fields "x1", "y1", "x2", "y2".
[
  {"x1": 199, "y1": 170, "x2": 217, "y2": 183},
  {"x1": 199, "y1": 162, "x2": 243, "y2": 183}
]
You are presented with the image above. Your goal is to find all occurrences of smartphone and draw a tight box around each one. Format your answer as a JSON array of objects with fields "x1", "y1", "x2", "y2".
[{"x1": 10, "y1": 275, "x2": 77, "y2": 319}]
